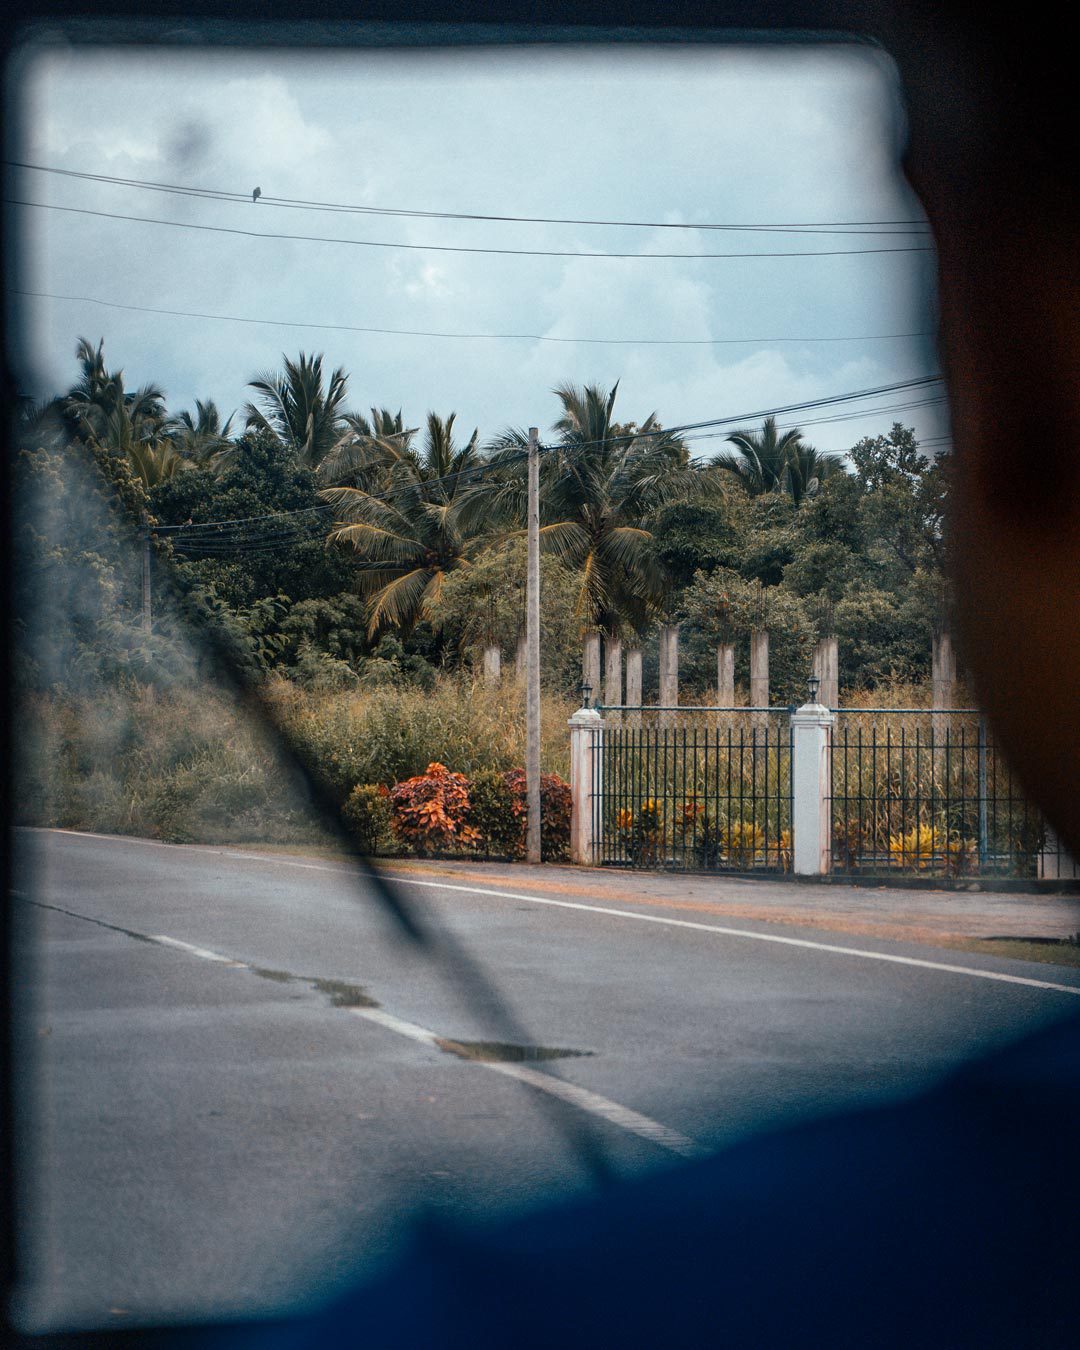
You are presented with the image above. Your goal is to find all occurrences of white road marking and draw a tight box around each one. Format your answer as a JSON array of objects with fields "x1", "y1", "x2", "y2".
[
  {"x1": 28, "y1": 892, "x2": 704, "y2": 1163},
  {"x1": 351, "y1": 1008, "x2": 704, "y2": 1159},
  {"x1": 390, "y1": 878, "x2": 1080, "y2": 998},
  {"x1": 35, "y1": 828, "x2": 1080, "y2": 996},
  {"x1": 149, "y1": 935, "x2": 248, "y2": 966}
]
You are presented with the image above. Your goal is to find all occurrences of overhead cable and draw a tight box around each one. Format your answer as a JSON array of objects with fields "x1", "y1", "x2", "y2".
[
  {"x1": 8, "y1": 161, "x2": 933, "y2": 236},
  {"x1": 16, "y1": 289, "x2": 934, "y2": 349},
  {"x1": 8, "y1": 199, "x2": 935, "y2": 261}
]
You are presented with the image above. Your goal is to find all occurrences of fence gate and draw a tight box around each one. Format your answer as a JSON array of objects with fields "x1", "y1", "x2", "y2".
[{"x1": 593, "y1": 706, "x2": 793, "y2": 873}]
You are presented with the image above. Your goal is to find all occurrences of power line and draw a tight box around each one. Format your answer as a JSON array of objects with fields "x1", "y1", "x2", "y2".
[
  {"x1": 8, "y1": 161, "x2": 933, "y2": 237},
  {"x1": 153, "y1": 503, "x2": 330, "y2": 534},
  {"x1": 17, "y1": 289, "x2": 935, "y2": 349},
  {"x1": 8, "y1": 199, "x2": 935, "y2": 262},
  {"x1": 536, "y1": 376, "x2": 944, "y2": 454}
]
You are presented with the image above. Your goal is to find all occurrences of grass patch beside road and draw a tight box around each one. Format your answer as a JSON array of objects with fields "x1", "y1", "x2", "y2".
[{"x1": 949, "y1": 937, "x2": 1080, "y2": 968}]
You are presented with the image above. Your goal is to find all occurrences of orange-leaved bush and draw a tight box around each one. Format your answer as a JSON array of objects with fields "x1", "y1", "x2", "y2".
[
  {"x1": 502, "y1": 768, "x2": 572, "y2": 860},
  {"x1": 389, "y1": 762, "x2": 479, "y2": 855}
]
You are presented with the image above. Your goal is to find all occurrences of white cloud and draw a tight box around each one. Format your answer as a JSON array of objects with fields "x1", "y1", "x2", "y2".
[{"x1": 12, "y1": 41, "x2": 939, "y2": 450}]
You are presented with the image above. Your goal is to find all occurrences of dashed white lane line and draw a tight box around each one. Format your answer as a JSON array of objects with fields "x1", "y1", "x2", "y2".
[
  {"x1": 352, "y1": 1007, "x2": 704, "y2": 1159},
  {"x1": 34, "y1": 828, "x2": 1080, "y2": 997},
  {"x1": 149, "y1": 935, "x2": 247, "y2": 966},
  {"x1": 26, "y1": 886, "x2": 703, "y2": 1162}
]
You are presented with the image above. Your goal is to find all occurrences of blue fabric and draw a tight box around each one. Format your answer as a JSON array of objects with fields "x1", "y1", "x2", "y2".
[{"x1": 213, "y1": 1013, "x2": 1080, "y2": 1348}]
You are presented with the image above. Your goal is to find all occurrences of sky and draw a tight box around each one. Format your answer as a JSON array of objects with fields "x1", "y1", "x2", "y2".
[{"x1": 9, "y1": 39, "x2": 948, "y2": 456}]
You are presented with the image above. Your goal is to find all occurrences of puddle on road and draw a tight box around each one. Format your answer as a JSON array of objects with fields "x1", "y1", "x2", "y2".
[
  {"x1": 434, "y1": 1038, "x2": 591, "y2": 1064},
  {"x1": 250, "y1": 965, "x2": 380, "y2": 1008},
  {"x1": 312, "y1": 977, "x2": 380, "y2": 1009},
  {"x1": 251, "y1": 966, "x2": 294, "y2": 983}
]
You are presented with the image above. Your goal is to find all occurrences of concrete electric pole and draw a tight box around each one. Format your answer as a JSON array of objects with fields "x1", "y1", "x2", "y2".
[{"x1": 526, "y1": 426, "x2": 541, "y2": 863}]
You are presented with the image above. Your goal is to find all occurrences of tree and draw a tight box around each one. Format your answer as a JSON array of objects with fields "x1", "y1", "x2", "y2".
[
  {"x1": 715, "y1": 415, "x2": 842, "y2": 504},
  {"x1": 319, "y1": 411, "x2": 484, "y2": 637},
  {"x1": 429, "y1": 539, "x2": 584, "y2": 691},
  {"x1": 59, "y1": 336, "x2": 181, "y2": 488},
  {"x1": 462, "y1": 381, "x2": 700, "y2": 637},
  {"x1": 848, "y1": 423, "x2": 949, "y2": 580},
  {"x1": 676, "y1": 568, "x2": 816, "y2": 704},
  {"x1": 151, "y1": 430, "x2": 354, "y2": 611},
  {"x1": 243, "y1": 351, "x2": 354, "y2": 469},
  {"x1": 166, "y1": 399, "x2": 236, "y2": 468}
]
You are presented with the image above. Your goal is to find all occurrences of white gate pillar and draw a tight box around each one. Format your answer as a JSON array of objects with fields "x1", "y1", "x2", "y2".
[
  {"x1": 791, "y1": 698, "x2": 836, "y2": 876},
  {"x1": 569, "y1": 706, "x2": 605, "y2": 865}
]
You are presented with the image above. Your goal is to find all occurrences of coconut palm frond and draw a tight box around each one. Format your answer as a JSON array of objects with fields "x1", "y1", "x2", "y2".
[{"x1": 364, "y1": 567, "x2": 434, "y2": 637}]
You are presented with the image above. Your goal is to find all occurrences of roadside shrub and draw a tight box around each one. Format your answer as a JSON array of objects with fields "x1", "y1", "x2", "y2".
[
  {"x1": 389, "y1": 762, "x2": 479, "y2": 856},
  {"x1": 467, "y1": 770, "x2": 520, "y2": 858},
  {"x1": 502, "y1": 768, "x2": 572, "y2": 861},
  {"x1": 342, "y1": 783, "x2": 393, "y2": 855}
]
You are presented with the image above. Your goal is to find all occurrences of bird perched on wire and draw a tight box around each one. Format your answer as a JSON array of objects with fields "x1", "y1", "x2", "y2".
[{"x1": 252, "y1": 187, "x2": 262, "y2": 203}]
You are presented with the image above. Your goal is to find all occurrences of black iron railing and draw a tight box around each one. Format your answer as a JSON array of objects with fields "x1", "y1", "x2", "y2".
[
  {"x1": 593, "y1": 706, "x2": 793, "y2": 872},
  {"x1": 827, "y1": 709, "x2": 1075, "y2": 880}
]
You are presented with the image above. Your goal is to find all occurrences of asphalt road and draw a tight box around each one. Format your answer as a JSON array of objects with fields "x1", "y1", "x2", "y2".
[{"x1": 12, "y1": 828, "x2": 1080, "y2": 1332}]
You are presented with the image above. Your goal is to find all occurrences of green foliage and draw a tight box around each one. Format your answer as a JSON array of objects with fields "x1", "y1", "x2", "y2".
[
  {"x1": 649, "y1": 500, "x2": 742, "y2": 589},
  {"x1": 430, "y1": 540, "x2": 583, "y2": 692},
  {"x1": 677, "y1": 569, "x2": 817, "y2": 704},
  {"x1": 319, "y1": 411, "x2": 484, "y2": 638},
  {"x1": 267, "y1": 677, "x2": 573, "y2": 796},
  {"x1": 466, "y1": 770, "x2": 521, "y2": 858},
  {"x1": 342, "y1": 784, "x2": 393, "y2": 855},
  {"x1": 151, "y1": 431, "x2": 354, "y2": 610},
  {"x1": 279, "y1": 594, "x2": 369, "y2": 667},
  {"x1": 18, "y1": 683, "x2": 322, "y2": 845},
  {"x1": 470, "y1": 381, "x2": 701, "y2": 636},
  {"x1": 781, "y1": 539, "x2": 862, "y2": 600},
  {"x1": 833, "y1": 584, "x2": 934, "y2": 688}
]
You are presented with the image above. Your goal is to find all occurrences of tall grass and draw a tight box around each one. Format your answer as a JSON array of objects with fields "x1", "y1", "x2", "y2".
[{"x1": 17, "y1": 674, "x2": 575, "y2": 845}]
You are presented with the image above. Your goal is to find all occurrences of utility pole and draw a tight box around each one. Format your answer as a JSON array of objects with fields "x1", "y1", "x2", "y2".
[{"x1": 526, "y1": 426, "x2": 541, "y2": 864}]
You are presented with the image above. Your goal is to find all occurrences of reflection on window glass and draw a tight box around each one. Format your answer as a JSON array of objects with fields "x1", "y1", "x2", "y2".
[{"x1": 10, "y1": 33, "x2": 1079, "y2": 1338}]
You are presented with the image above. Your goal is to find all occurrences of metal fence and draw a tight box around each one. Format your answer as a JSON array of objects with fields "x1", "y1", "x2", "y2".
[
  {"x1": 593, "y1": 707, "x2": 793, "y2": 872},
  {"x1": 828, "y1": 709, "x2": 1078, "y2": 881},
  {"x1": 587, "y1": 704, "x2": 1078, "y2": 883}
]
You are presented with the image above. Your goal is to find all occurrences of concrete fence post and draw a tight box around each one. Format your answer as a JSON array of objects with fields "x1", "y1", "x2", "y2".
[
  {"x1": 812, "y1": 636, "x2": 839, "y2": 709},
  {"x1": 791, "y1": 697, "x2": 836, "y2": 876},
  {"x1": 583, "y1": 632, "x2": 601, "y2": 704},
  {"x1": 750, "y1": 629, "x2": 769, "y2": 709},
  {"x1": 932, "y1": 631, "x2": 956, "y2": 743},
  {"x1": 483, "y1": 643, "x2": 501, "y2": 685},
  {"x1": 659, "y1": 623, "x2": 679, "y2": 725},
  {"x1": 569, "y1": 706, "x2": 605, "y2": 864},
  {"x1": 515, "y1": 631, "x2": 527, "y2": 680},
  {"x1": 626, "y1": 647, "x2": 643, "y2": 707},
  {"x1": 605, "y1": 636, "x2": 623, "y2": 710},
  {"x1": 717, "y1": 642, "x2": 735, "y2": 706}
]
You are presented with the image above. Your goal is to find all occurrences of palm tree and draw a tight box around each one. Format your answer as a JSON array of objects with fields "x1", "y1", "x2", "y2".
[
  {"x1": 319, "y1": 411, "x2": 483, "y2": 637},
  {"x1": 785, "y1": 442, "x2": 844, "y2": 505},
  {"x1": 243, "y1": 351, "x2": 353, "y2": 469},
  {"x1": 317, "y1": 406, "x2": 419, "y2": 490},
  {"x1": 166, "y1": 399, "x2": 236, "y2": 468},
  {"x1": 59, "y1": 336, "x2": 181, "y2": 488},
  {"x1": 714, "y1": 416, "x2": 805, "y2": 498},
  {"x1": 62, "y1": 337, "x2": 168, "y2": 448},
  {"x1": 714, "y1": 415, "x2": 845, "y2": 504},
  {"x1": 460, "y1": 381, "x2": 698, "y2": 635}
]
